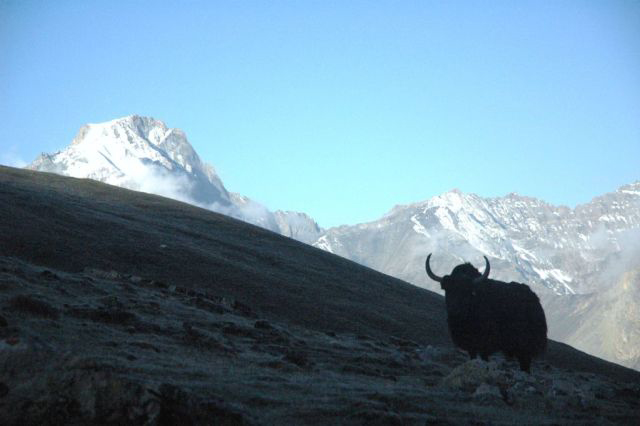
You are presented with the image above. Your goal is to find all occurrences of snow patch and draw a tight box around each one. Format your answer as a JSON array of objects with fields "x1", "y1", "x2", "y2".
[
  {"x1": 411, "y1": 214, "x2": 430, "y2": 238},
  {"x1": 532, "y1": 266, "x2": 575, "y2": 294},
  {"x1": 314, "y1": 236, "x2": 335, "y2": 253}
]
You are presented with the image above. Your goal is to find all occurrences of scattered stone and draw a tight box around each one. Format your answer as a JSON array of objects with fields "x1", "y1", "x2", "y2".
[
  {"x1": 440, "y1": 359, "x2": 507, "y2": 392},
  {"x1": 7, "y1": 295, "x2": 59, "y2": 319},
  {"x1": 349, "y1": 408, "x2": 403, "y2": 425},
  {"x1": 549, "y1": 379, "x2": 573, "y2": 397},
  {"x1": 83, "y1": 268, "x2": 121, "y2": 280},
  {"x1": 218, "y1": 297, "x2": 254, "y2": 316},
  {"x1": 616, "y1": 385, "x2": 640, "y2": 400},
  {"x1": 283, "y1": 350, "x2": 309, "y2": 368},
  {"x1": 66, "y1": 306, "x2": 138, "y2": 325},
  {"x1": 39, "y1": 270, "x2": 59, "y2": 280},
  {"x1": 417, "y1": 346, "x2": 466, "y2": 364},
  {"x1": 150, "y1": 280, "x2": 168, "y2": 289},
  {"x1": 194, "y1": 297, "x2": 226, "y2": 314},
  {"x1": 254, "y1": 320, "x2": 273, "y2": 330},
  {"x1": 130, "y1": 341, "x2": 160, "y2": 353},
  {"x1": 578, "y1": 389, "x2": 596, "y2": 410},
  {"x1": 0, "y1": 382, "x2": 8, "y2": 398},
  {"x1": 222, "y1": 323, "x2": 256, "y2": 338},
  {"x1": 473, "y1": 383, "x2": 503, "y2": 405},
  {"x1": 119, "y1": 282, "x2": 137, "y2": 294},
  {"x1": 153, "y1": 383, "x2": 247, "y2": 425},
  {"x1": 389, "y1": 336, "x2": 418, "y2": 348},
  {"x1": 0, "y1": 256, "x2": 638, "y2": 424},
  {"x1": 97, "y1": 295, "x2": 123, "y2": 309}
]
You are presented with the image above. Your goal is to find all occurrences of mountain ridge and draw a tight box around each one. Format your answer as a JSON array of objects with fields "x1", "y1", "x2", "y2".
[
  {"x1": 1, "y1": 164, "x2": 638, "y2": 424},
  {"x1": 0, "y1": 164, "x2": 636, "y2": 379},
  {"x1": 310, "y1": 180, "x2": 640, "y2": 370},
  {"x1": 27, "y1": 115, "x2": 324, "y2": 242},
  {"x1": 22, "y1": 115, "x2": 640, "y2": 371}
]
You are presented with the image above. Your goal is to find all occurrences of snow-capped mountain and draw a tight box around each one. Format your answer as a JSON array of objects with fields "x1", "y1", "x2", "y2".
[
  {"x1": 545, "y1": 263, "x2": 640, "y2": 370},
  {"x1": 313, "y1": 184, "x2": 640, "y2": 296},
  {"x1": 27, "y1": 115, "x2": 323, "y2": 240},
  {"x1": 29, "y1": 115, "x2": 231, "y2": 208},
  {"x1": 25, "y1": 114, "x2": 639, "y2": 369},
  {"x1": 274, "y1": 211, "x2": 324, "y2": 245},
  {"x1": 311, "y1": 184, "x2": 640, "y2": 369}
]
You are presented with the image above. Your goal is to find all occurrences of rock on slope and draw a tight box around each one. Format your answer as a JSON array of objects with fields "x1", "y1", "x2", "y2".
[
  {"x1": 312, "y1": 184, "x2": 640, "y2": 371},
  {"x1": 0, "y1": 165, "x2": 638, "y2": 424},
  {"x1": 274, "y1": 210, "x2": 324, "y2": 245},
  {"x1": 546, "y1": 264, "x2": 640, "y2": 371},
  {"x1": 1, "y1": 256, "x2": 639, "y2": 425}
]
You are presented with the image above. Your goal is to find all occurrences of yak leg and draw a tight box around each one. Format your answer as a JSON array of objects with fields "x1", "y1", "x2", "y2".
[
  {"x1": 518, "y1": 355, "x2": 532, "y2": 373},
  {"x1": 468, "y1": 351, "x2": 477, "y2": 359},
  {"x1": 480, "y1": 353, "x2": 489, "y2": 361}
]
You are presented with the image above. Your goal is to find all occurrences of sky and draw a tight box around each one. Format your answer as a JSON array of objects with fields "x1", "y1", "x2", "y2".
[{"x1": 1, "y1": 1, "x2": 639, "y2": 228}]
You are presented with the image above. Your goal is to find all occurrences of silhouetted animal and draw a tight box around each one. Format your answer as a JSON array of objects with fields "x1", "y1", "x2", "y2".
[{"x1": 425, "y1": 254, "x2": 547, "y2": 372}]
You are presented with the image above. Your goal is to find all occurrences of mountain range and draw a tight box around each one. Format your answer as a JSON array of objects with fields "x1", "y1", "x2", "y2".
[
  {"x1": 1, "y1": 165, "x2": 638, "y2": 424},
  {"x1": 314, "y1": 183, "x2": 640, "y2": 370},
  {"x1": 28, "y1": 115, "x2": 323, "y2": 243},
  {"x1": 26, "y1": 115, "x2": 640, "y2": 370}
]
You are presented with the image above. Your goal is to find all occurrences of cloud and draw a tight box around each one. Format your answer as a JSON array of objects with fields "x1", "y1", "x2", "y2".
[
  {"x1": 596, "y1": 227, "x2": 640, "y2": 289},
  {"x1": 113, "y1": 156, "x2": 279, "y2": 232},
  {"x1": 207, "y1": 198, "x2": 278, "y2": 232},
  {"x1": 1, "y1": 147, "x2": 27, "y2": 168}
]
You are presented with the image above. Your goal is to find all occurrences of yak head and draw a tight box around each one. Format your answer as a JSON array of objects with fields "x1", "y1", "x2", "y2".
[{"x1": 425, "y1": 254, "x2": 490, "y2": 292}]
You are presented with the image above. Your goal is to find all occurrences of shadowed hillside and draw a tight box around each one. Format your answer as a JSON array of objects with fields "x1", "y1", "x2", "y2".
[
  {"x1": 0, "y1": 166, "x2": 447, "y2": 344},
  {"x1": 1, "y1": 165, "x2": 638, "y2": 424}
]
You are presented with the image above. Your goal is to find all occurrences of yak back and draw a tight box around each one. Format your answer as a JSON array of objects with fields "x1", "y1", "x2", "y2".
[{"x1": 444, "y1": 277, "x2": 547, "y2": 358}]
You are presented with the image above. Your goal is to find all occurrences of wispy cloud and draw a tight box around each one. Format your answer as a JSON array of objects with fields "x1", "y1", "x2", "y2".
[
  {"x1": 115, "y1": 156, "x2": 277, "y2": 231},
  {"x1": 596, "y1": 227, "x2": 640, "y2": 289}
]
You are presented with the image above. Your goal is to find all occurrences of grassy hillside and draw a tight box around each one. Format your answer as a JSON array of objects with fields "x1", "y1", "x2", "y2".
[
  {"x1": 0, "y1": 165, "x2": 448, "y2": 344},
  {"x1": 1, "y1": 165, "x2": 638, "y2": 424}
]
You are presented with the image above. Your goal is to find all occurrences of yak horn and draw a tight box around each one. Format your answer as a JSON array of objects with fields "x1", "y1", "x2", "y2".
[
  {"x1": 425, "y1": 253, "x2": 443, "y2": 282},
  {"x1": 473, "y1": 256, "x2": 491, "y2": 283}
]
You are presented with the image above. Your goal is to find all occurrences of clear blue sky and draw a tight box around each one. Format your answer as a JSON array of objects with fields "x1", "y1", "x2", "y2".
[{"x1": 1, "y1": 1, "x2": 639, "y2": 228}]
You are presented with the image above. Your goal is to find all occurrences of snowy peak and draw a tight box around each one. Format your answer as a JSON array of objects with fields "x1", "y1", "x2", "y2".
[
  {"x1": 617, "y1": 181, "x2": 640, "y2": 196},
  {"x1": 29, "y1": 115, "x2": 231, "y2": 207},
  {"x1": 274, "y1": 211, "x2": 323, "y2": 245},
  {"x1": 313, "y1": 184, "x2": 640, "y2": 296},
  {"x1": 27, "y1": 115, "x2": 323, "y2": 243}
]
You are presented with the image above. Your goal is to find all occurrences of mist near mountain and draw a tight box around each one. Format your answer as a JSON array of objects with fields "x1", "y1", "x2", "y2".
[
  {"x1": 311, "y1": 184, "x2": 640, "y2": 370},
  {"x1": 27, "y1": 115, "x2": 323, "y2": 242},
  {"x1": 23, "y1": 115, "x2": 640, "y2": 371}
]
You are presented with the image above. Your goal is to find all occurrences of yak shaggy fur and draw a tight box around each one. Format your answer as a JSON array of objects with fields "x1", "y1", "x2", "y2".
[{"x1": 438, "y1": 262, "x2": 547, "y2": 373}]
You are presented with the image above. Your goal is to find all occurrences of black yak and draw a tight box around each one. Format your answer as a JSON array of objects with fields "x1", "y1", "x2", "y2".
[{"x1": 425, "y1": 253, "x2": 547, "y2": 372}]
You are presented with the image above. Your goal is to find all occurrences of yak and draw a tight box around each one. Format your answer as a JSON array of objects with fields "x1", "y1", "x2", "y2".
[{"x1": 425, "y1": 253, "x2": 547, "y2": 372}]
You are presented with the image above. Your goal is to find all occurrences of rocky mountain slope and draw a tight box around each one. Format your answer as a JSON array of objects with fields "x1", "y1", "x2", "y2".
[
  {"x1": 313, "y1": 185, "x2": 640, "y2": 296},
  {"x1": 29, "y1": 115, "x2": 231, "y2": 208},
  {"x1": 311, "y1": 184, "x2": 640, "y2": 371},
  {"x1": 1, "y1": 165, "x2": 638, "y2": 424},
  {"x1": 22, "y1": 115, "x2": 640, "y2": 372},
  {"x1": 27, "y1": 115, "x2": 323, "y2": 242},
  {"x1": 545, "y1": 264, "x2": 640, "y2": 371}
]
